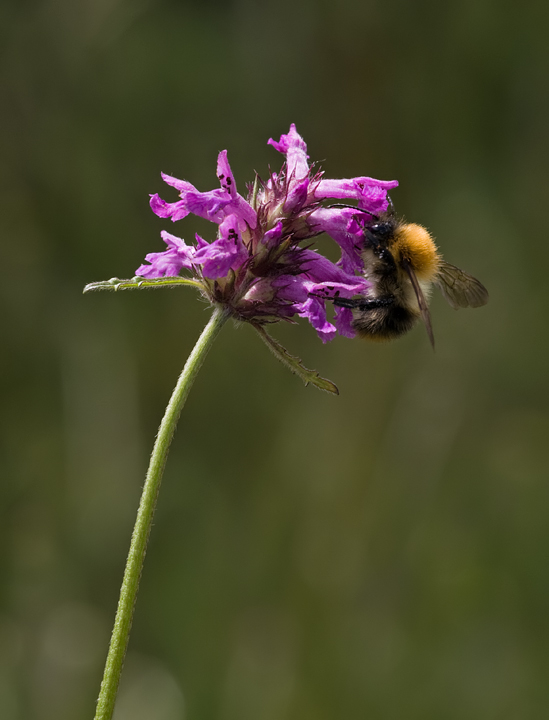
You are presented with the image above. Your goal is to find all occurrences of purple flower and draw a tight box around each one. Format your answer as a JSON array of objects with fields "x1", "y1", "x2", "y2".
[
  {"x1": 192, "y1": 215, "x2": 248, "y2": 279},
  {"x1": 138, "y1": 124, "x2": 398, "y2": 341},
  {"x1": 136, "y1": 231, "x2": 196, "y2": 279}
]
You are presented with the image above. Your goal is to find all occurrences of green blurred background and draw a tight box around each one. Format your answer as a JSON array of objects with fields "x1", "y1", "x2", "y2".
[{"x1": 2, "y1": 0, "x2": 548, "y2": 718}]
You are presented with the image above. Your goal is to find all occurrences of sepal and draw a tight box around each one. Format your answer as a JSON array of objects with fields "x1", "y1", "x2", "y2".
[
  {"x1": 83, "y1": 276, "x2": 202, "y2": 294},
  {"x1": 253, "y1": 324, "x2": 339, "y2": 395}
]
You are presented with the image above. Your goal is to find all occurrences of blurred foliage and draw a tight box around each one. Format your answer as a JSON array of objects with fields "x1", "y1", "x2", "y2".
[{"x1": 1, "y1": 0, "x2": 549, "y2": 718}]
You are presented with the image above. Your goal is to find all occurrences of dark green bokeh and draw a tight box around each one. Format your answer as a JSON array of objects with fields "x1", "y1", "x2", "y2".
[{"x1": 2, "y1": 0, "x2": 548, "y2": 718}]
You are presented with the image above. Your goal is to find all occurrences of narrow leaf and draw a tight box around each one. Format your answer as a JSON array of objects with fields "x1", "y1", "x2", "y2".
[
  {"x1": 83, "y1": 276, "x2": 202, "y2": 294},
  {"x1": 253, "y1": 324, "x2": 339, "y2": 395}
]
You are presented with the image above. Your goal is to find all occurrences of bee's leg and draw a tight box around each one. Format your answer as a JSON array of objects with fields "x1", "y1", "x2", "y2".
[{"x1": 332, "y1": 295, "x2": 394, "y2": 310}]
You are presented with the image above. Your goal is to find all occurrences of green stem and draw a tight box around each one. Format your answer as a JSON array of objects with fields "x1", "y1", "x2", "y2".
[{"x1": 94, "y1": 305, "x2": 229, "y2": 720}]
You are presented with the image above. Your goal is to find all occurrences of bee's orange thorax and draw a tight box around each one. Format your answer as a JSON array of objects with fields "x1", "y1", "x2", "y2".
[{"x1": 392, "y1": 223, "x2": 440, "y2": 281}]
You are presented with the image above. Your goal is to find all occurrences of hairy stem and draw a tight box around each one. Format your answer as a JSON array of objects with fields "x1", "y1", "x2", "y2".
[{"x1": 94, "y1": 305, "x2": 229, "y2": 720}]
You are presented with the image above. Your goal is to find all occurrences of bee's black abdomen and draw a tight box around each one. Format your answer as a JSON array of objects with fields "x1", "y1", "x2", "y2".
[{"x1": 352, "y1": 302, "x2": 418, "y2": 341}]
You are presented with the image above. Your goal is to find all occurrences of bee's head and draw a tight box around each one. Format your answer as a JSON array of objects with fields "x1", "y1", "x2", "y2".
[{"x1": 364, "y1": 219, "x2": 397, "y2": 248}]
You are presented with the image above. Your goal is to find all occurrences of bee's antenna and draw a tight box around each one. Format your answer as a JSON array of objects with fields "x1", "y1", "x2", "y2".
[{"x1": 326, "y1": 204, "x2": 380, "y2": 221}]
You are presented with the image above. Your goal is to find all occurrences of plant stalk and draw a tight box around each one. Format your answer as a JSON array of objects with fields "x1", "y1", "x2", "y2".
[{"x1": 94, "y1": 305, "x2": 229, "y2": 720}]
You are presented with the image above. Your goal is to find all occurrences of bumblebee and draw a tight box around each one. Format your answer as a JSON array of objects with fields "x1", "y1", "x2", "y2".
[{"x1": 331, "y1": 215, "x2": 488, "y2": 347}]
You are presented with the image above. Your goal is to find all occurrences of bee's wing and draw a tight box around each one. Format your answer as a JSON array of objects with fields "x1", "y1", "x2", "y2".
[
  {"x1": 401, "y1": 258, "x2": 435, "y2": 350},
  {"x1": 434, "y1": 260, "x2": 489, "y2": 310}
]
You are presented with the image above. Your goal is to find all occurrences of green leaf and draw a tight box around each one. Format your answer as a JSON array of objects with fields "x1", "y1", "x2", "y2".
[
  {"x1": 253, "y1": 324, "x2": 339, "y2": 395},
  {"x1": 83, "y1": 276, "x2": 202, "y2": 294}
]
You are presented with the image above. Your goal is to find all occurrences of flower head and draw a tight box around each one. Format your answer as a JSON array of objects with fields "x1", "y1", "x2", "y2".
[{"x1": 138, "y1": 124, "x2": 398, "y2": 343}]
